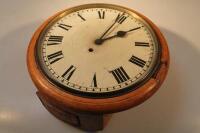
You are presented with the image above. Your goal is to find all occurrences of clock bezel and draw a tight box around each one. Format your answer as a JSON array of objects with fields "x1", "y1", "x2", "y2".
[
  {"x1": 27, "y1": 3, "x2": 170, "y2": 113},
  {"x1": 35, "y1": 4, "x2": 161, "y2": 98}
]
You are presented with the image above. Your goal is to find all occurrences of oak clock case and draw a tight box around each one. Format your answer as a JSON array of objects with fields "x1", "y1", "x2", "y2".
[{"x1": 27, "y1": 4, "x2": 169, "y2": 131}]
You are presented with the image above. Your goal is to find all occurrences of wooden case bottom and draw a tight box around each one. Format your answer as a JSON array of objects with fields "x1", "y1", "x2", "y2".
[{"x1": 37, "y1": 92, "x2": 111, "y2": 131}]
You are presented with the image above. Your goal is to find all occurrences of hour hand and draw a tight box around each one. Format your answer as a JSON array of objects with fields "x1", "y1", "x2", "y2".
[{"x1": 95, "y1": 27, "x2": 142, "y2": 45}]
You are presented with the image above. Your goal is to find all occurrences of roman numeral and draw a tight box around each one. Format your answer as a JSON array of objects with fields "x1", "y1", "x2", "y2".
[
  {"x1": 91, "y1": 73, "x2": 97, "y2": 87},
  {"x1": 47, "y1": 36, "x2": 63, "y2": 46},
  {"x1": 98, "y1": 11, "x2": 105, "y2": 19},
  {"x1": 135, "y1": 42, "x2": 150, "y2": 47},
  {"x1": 47, "y1": 51, "x2": 64, "y2": 64},
  {"x1": 110, "y1": 67, "x2": 130, "y2": 84},
  {"x1": 115, "y1": 13, "x2": 127, "y2": 24},
  {"x1": 58, "y1": 24, "x2": 72, "y2": 31},
  {"x1": 129, "y1": 55, "x2": 146, "y2": 68},
  {"x1": 77, "y1": 13, "x2": 86, "y2": 21},
  {"x1": 62, "y1": 65, "x2": 76, "y2": 80}
]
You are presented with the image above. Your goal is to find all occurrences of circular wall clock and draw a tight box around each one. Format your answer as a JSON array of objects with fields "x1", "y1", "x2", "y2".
[{"x1": 27, "y1": 3, "x2": 169, "y2": 131}]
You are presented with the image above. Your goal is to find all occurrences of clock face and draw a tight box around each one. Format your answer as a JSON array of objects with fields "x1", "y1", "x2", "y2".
[{"x1": 36, "y1": 4, "x2": 160, "y2": 97}]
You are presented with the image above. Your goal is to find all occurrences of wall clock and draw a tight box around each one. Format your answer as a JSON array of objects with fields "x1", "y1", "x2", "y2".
[{"x1": 27, "y1": 3, "x2": 169, "y2": 131}]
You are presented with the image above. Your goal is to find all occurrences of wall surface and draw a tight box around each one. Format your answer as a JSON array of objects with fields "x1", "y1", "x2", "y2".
[{"x1": 0, "y1": 0, "x2": 200, "y2": 133}]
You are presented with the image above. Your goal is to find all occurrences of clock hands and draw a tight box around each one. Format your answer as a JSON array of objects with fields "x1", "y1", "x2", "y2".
[
  {"x1": 95, "y1": 27, "x2": 142, "y2": 45},
  {"x1": 98, "y1": 20, "x2": 117, "y2": 40},
  {"x1": 95, "y1": 12, "x2": 126, "y2": 45}
]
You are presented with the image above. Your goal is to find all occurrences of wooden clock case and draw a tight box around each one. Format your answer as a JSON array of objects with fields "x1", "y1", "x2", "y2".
[{"x1": 27, "y1": 4, "x2": 170, "y2": 131}]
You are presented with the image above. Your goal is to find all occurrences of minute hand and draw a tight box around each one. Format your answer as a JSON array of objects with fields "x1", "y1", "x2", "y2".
[
  {"x1": 98, "y1": 12, "x2": 126, "y2": 40},
  {"x1": 101, "y1": 27, "x2": 142, "y2": 42}
]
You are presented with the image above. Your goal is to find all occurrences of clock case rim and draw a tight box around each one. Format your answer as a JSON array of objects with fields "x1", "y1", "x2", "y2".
[
  {"x1": 27, "y1": 3, "x2": 170, "y2": 114},
  {"x1": 35, "y1": 4, "x2": 161, "y2": 98}
]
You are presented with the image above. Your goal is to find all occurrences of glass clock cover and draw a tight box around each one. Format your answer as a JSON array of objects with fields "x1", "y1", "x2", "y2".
[{"x1": 36, "y1": 5, "x2": 160, "y2": 97}]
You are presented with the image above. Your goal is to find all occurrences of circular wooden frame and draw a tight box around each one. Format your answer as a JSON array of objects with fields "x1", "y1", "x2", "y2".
[{"x1": 27, "y1": 3, "x2": 169, "y2": 114}]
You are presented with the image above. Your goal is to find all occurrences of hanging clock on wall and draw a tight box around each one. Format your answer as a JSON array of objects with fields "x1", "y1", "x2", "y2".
[{"x1": 27, "y1": 3, "x2": 169, "y2": 131}]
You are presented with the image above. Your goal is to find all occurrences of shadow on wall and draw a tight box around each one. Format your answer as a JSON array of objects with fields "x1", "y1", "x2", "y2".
[
  {"x1": 0, "y1": 22, "x2": 85, "y2": 133},
  {"x1": 0, "y1": 21, "x2": 41, "y2": 100},
  {"x1": 102, "y1": 28, "x2": 200, "y2": 133}
]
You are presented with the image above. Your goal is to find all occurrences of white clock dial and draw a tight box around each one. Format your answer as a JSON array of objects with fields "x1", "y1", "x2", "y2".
[{"x1": 37, "y1": 6, "x2": 160, "y2": 96}]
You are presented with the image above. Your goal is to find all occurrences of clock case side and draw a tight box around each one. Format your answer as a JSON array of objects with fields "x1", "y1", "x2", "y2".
[{"x1": 27, "y1": 4, "x2": 170, "y2": 114}]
